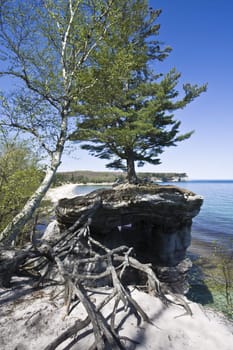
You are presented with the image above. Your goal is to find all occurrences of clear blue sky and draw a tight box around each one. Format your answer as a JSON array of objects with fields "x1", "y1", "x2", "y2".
[
  {"x1": 1, "y1": 1, "x2": 233, "y2": 179},
  {"x1": 60, "y1": 0, "x2": 233, "y2": 179}
]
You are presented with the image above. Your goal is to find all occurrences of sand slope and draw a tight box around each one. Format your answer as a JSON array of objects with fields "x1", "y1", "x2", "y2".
[{"x1": 0, "y1": 282, "x2": 232, "y2": 350}]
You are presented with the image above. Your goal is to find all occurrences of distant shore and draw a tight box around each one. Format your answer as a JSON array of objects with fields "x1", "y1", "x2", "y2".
[{"x1": 73, "y1": 182, "x2": 114, "y2": 186}]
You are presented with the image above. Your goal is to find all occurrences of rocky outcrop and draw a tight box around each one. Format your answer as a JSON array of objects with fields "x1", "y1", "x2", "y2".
[{"x1": 55, "y1": 184, "x2": 203, "y2": 293}]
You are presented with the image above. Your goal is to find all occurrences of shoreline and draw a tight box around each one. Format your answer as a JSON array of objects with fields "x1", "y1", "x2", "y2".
[
  {"x1": 55, "y1": 181, "x2": 114, "y2": 186},
  {"x1": 45, "y1": 183, "x2": 80, "y2": 204},
  {"x1": 46, "y1": 183, "x2": 113, "y2": 204},
  {"x1": 188, "y1": 237, "x2": 214, "y2": 258},
  {"x1": 46, "y1": 183, "x2": 227, "y2": 259},
  {"x1": 73, "y1": 182, "x2": 114, "y2": 186}
]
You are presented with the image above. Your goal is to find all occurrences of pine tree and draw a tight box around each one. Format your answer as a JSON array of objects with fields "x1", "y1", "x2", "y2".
[{"x1": 71, "y1": 2, "x2": 207, "y2": 183}]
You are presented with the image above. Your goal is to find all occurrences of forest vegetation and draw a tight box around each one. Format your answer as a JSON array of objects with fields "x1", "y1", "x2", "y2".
[
  {"x1": 54, "y1": 170, "x2": 188, "y2": 185},
  {"x1": 0, "y1": 141, "x2": 43, "y2": 242}
]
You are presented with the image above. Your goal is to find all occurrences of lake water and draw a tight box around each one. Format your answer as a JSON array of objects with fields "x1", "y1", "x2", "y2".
[
  {"x1": 72, "y1": 181, "x2": 233, "y2": 251},
  {"x1": 175, "y1": 181, "x2": 233, "y2": 248}
]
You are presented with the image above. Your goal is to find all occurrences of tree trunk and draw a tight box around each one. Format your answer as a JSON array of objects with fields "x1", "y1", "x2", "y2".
[
  {"x1": 0, "y1": 160, "x2": 59, "y2": 245},
  {"x1": 126, "y1": 153, "x2": 138, "y2": 184},
  {"x1": 0, "y1": 110, "x2": 69, "y2": 245}
]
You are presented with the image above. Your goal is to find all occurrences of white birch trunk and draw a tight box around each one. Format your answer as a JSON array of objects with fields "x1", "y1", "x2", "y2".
[
  {"x1": 0, "y1": 109, "x2": 68, "y2": 245},
  {"x1": 0, "y1": 1, "x2": 74, "y2": 244},
  {"x1": 0, "y1": 153, "x2": 60, "y2": 244}
]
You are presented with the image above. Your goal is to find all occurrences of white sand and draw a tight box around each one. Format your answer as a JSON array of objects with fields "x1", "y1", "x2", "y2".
[
  {"x1": 45, "y1": 183, "x2": 111, "y2": 205},
  {"x1": 0, "y1": 283, "x2": 232, "y2": 350},
  {"x1": 45, "y1": 183, "x2": 80, "y2": 204}
]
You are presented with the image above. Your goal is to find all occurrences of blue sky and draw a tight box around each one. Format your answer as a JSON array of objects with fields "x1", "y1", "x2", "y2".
[
  {"x1": 60, "y1": 0, "x2": 233, "y2": 179},
  {"x1": 1, "y1": 1, "x2": 233, "y2": 179},
  {"x1": 142, "y1": 0, "x2": 233, "y2": 179}
]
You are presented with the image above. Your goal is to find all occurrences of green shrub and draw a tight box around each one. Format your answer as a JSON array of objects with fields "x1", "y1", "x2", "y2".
[{"x1": 0, "y1": 141, "x2": 43, "y2": 240}]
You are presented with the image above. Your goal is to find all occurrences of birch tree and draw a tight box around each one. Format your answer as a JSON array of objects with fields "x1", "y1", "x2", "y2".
[{"x1": 0, "y1": 0, "x2": 127, "y2": 243}]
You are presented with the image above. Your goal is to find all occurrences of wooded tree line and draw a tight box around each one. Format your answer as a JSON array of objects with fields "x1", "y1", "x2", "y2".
[
  {"x1": 54, "y1": 171, "x2": 188, "y2": 185},
  {"x1": 0, "y1": 0, "x2": 206, "y2": 244}
]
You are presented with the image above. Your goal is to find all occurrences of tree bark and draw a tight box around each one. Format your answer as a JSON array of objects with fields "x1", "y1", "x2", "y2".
[
  {"x1": 126, "y1": 152, "x2": 138, "y2": 184},
  {"x1": 0, "y1": 161, "x2": 58, "y2": 245},
  {"x1": 0, "y1": 110, "x2": 68, "y2": 245}
]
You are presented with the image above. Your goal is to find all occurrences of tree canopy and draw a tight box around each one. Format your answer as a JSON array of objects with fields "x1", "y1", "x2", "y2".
[
  {"x1": 0, "y1": 0, "x2": 143, "y2": 242},
  {"x1": 71, "y1": 2, "x2": 207, "y2": 183}
]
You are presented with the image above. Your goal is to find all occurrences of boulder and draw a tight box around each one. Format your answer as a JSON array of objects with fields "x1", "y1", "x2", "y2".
[{"x1": 55, "y1": 184, "x2": 203, "y2": 293}]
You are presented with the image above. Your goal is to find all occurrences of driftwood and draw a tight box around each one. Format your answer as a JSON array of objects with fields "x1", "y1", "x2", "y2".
[{"x1": 0, "y1": 201, "x2": 192, "y2": 350}]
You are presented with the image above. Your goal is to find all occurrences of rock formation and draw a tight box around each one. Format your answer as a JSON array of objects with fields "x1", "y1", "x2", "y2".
[{"x1": 55, "y1": 184, "x2": 203, "y2": 293}]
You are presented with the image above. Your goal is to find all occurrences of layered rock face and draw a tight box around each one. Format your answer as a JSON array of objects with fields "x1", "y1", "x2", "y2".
[{"x1": 55, "y1": 184, "x2": 203, "y2": 293}]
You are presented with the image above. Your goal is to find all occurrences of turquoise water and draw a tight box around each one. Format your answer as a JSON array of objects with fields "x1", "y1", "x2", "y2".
[
  {"x1": 73, "y1": 181, "x2": 233, "y2": 249},
  {"x1": 174, "y1": 180, "x2": 233, "y2": 246}
]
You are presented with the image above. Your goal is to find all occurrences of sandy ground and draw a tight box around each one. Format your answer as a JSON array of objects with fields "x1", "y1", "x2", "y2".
[
  {"x1": 45, "y1": 183, "x2": 80, "y2": 204},
  {"x1": 0, "y1": 280, "x2": 233, "y2": 350},
  {"x1": 45, "y1": 183, "x2": 112, "y2": 205},
  {"x1": 2, "y1": 183, "x2": 229, "y2": 349}
]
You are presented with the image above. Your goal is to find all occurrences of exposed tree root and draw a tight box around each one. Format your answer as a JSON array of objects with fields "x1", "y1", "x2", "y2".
[{"x1": 0, "y1": 203, "x2": 192, "y2": 349}]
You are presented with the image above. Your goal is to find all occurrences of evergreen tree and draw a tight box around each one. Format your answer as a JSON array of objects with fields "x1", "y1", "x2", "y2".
[{"x1": 71, "y1": 2, "x2": 207, "y2": 183}]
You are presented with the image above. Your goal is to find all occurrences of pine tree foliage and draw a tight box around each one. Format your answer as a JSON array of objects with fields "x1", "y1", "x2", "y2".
[{"x1": 71, "y1": 2, "x2": 207, "y2": 183}]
